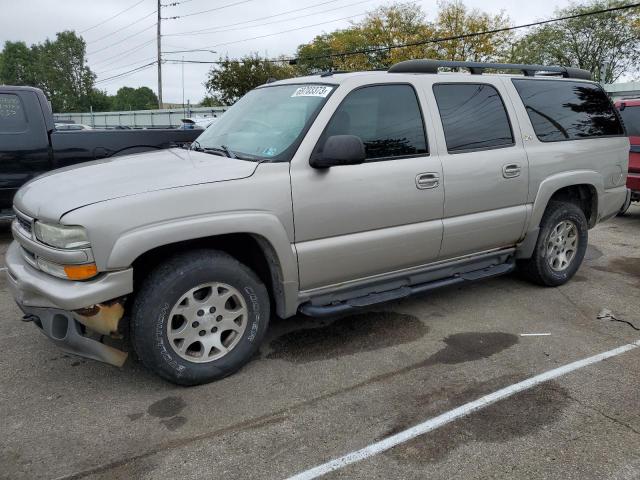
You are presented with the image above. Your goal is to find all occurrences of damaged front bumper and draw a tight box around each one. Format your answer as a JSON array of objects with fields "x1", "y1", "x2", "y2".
[{"x1": 6, "y1": 241, "x2": 134, "y2": 367}]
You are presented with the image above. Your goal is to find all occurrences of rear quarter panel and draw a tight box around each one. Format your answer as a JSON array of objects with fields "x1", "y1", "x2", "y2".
[{"x1": 501, "y1": 78, "x2": 629, "y2": 226}]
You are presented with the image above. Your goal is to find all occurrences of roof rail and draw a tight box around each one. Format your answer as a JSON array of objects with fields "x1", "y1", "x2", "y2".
[{"x1": 388, "y1": 59, "x2": 592, "y2": 80}]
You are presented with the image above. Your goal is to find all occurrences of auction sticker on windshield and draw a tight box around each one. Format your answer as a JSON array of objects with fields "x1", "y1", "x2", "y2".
[{"x1": 291, "y1": 86, "x2": 333, "y2": 98}]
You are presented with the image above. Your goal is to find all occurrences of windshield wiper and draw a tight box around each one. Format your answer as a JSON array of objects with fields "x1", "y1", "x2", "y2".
[
  {"x1": 191, "y1": 141, "x2": 261, "y2": 161},
  {"x1": 191, "y1": 142, "x2": 238, "y2": 159}
]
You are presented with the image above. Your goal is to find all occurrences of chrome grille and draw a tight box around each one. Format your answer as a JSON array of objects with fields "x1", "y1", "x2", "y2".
[
  {"x1": 16, "y1": 215, "x2": 32, "y2": 235},
  {"x1": 13, "y1": 209, "x2": 33, "y2": 237}
]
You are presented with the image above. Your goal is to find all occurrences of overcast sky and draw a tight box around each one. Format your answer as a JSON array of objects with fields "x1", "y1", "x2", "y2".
[{"x1": 2, "y1": 0, "x2": 573, "y2": 105}]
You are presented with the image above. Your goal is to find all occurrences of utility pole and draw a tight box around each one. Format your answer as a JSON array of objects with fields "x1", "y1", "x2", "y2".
[{"x1": 156, "y1": 0, "x2": 163, "y2": 109}]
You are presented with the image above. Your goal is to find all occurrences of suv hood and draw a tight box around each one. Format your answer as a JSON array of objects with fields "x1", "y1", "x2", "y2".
[{"x1": 14, "y1": 148, "x2": 259, "y2": 221}]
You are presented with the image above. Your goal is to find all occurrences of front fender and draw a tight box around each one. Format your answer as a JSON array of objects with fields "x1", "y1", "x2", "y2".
[{"x1": 107, "y1": 212, "x2": 300, "y2": 317}]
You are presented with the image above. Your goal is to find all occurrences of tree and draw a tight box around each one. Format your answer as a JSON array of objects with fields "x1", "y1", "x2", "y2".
[
  {"x1": 87, "y1": 89, "x2": 112, "y2": 112},
  {"x1": 510, "y1": 0, "x2": 640, "y2": 83},
  {"x1": 0, "y1": 32, "x2": 96, "y2": 112},
  {"x1": 295, "y1": 2, "x2": 512, "y2": 74},
  {"x1": 433, "y1": 1, "x2": 512, "y2": 62},
  {"x1": 0, "y1": 41, "x2": 36, "y2": 86},
  {"x1": 111, "y1": 86, "x2": 159, "y2": 110},
  {"x1": 296, "y1": 3, "x2": 436, "y2": 73},
  {"x1": 199, "y1": 95, "x2": 224, "y2": 107},
  {"x1": 204, "y1": 54, "x2": 296, "y2": 105},
  {"x1": 31, "y1": 31, "x2": 95, "y2": 112}
]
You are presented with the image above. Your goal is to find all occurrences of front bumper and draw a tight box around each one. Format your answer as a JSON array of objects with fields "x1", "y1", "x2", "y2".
[{"x1": 6, "y1": 241, "x2": 134, "y2": 366}]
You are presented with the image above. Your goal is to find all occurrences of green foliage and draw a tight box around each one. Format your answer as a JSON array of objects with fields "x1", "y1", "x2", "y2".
[
  {"x1": 0, "y1": 32, "x2": 95, "y2": 112},
  {"x1": 199, "y1": 96, "x2": 224, "y2": 107},
  {"x1": 88, "y1": 89, "x2": 113, "y2": 112},
  {"x1": 509, "y1": 0, "x2": 640, "y2": 83},
  {"x1": 204, "y1": 53, "x2": 297, "y2": 105},
  {"x1": 111, "y1": 86, "x2": 159, "y2": 111},
  {"x1": 295, "y1": 1, "x2": 512, "y2": 74},
  {"x1": 0, "y1": 41, "x2": 36, "y2": 86}
]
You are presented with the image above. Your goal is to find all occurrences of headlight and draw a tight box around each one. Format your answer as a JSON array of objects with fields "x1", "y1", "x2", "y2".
[{"x1": 34, "y1": 222, "x2": 90, "y2": 249}]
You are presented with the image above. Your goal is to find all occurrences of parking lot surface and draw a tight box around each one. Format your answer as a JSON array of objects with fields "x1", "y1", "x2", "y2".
[{"x1": 1, "y1": 207, "x2": 640, "y2": 480}]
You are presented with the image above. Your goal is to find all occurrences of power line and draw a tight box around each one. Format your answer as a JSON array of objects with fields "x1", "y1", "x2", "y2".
[
  {"x1": 95, "y1": 56, "x2": 157, "y2": 76},
  {"x1": 85, "y1": 10, "x2": 156, "y2": 44},
  {"x1": 88, "y1": 23, "x2": 156, "y2": 56},
  {"x1": 164, "y1": 10, "x2": 369, "y2": 52},
  {"x1": 290, "y1": 1, "x2": 640, "y2": 65},
  {"x1": 163, "y1": 0, "x2": 255, "y2": 19},
  {"x1": 163, "y1": 0, "x2": 349, "y2": 36},
  {"x1": 164, "y1": 0, "x2": 375, "y2": 37},
  {"x1": 91, "y1": 38, "x2": 156, "y2": 66},
  {"x1": 95, "y1": 61, "x2": 157, "y2": 85},
  {"x1": 79, "y1": 0, "x2": 146, "y2": 33},
  {"x1": 163, "y1": 2, "x2": 640, "y2": 65}
]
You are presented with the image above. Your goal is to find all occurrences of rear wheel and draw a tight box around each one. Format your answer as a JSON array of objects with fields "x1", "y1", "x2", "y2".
[
  {"x1": 518, "y1": 201, "x2": 588, "y2": 286},
  {"x1": 131, "y1": 250, "x2": 270, "y2": 385}
]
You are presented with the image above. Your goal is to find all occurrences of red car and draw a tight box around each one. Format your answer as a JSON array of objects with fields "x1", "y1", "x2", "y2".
[{"x1": 616, "y1": 98, "x2": 640, "y2": 213}]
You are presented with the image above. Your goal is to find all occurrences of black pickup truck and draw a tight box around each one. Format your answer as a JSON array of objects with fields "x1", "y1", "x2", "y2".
[{"x1": 0, "y1": 86, "x2": 201, "y2": 215}]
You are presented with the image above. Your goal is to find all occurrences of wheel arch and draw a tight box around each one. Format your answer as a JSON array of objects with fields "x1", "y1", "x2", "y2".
[
  {"x1": 109, "y1": 213, "x2": 299, "y2": 318},
  {"x1": 517, "y1": 172, "x2": 602, "y2": 259}
]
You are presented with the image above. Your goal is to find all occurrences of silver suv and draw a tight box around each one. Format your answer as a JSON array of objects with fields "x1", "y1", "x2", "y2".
[{"x1": 6, "y1": 60, "x2": 630, "y2": 385}]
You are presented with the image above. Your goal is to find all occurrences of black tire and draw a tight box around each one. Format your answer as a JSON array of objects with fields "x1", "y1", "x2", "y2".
[
  {"x1": 518, "y1": 200, "x2": 588, "y2": 287},
  {"x1": 131, "y1": 250, "x2": 270, "y2": 386}
]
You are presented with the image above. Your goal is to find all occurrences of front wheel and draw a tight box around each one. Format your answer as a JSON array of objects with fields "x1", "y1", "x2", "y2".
[
  {"x1": 518, "y1": 201, "x2": 588, "y2": 287},
  {"x1": 131, "y1": 250, "x2": 270, "y2": 385}
]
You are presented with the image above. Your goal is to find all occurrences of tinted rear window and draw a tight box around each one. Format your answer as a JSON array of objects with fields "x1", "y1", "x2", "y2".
[
  {"x1": 0, "y1": 93, "x2": 28, "y2": 133},
  {"x1": 433, "y1": 83, "x2": 514, "y2": 152},
  {"x1": 618, "y1": 105, "x2": 640, "y2": 137},
  {"x1": 512, "y1": 79, "x2": 624, "y2": 141}
]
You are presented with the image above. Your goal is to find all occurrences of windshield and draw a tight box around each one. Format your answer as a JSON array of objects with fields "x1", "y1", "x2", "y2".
[{"x1": 194, "y1": 84, "x2": 334, "y2": 161}]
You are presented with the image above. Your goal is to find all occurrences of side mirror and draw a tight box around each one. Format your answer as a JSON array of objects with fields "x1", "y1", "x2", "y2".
[{"x1": 310, "y1": 135, "x2": 366, "y2": 168}]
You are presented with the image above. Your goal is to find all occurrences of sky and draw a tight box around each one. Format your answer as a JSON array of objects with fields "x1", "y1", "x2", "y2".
[{"x1": 1, "y1": 0, "x2": 574, "y2": 105}]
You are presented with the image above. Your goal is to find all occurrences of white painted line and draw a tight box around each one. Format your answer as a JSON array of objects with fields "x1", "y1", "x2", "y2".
[
  {"x1": 0, "y1": 267, "x2": 6, "y2": 272},
  {"x1": 286, "y1": 340, "x2": 640, "y2": 480},
  {"x1": 520, "y1": 333, "x2": 551, "y2": 336}
]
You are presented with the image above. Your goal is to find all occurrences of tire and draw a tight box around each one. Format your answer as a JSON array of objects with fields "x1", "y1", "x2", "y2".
[
  {"x1": 131, "y1": 250, "x2": 270, "y2": 385},
  {"x1": 518, "y1": 201, "x2": 588, "y2": 287}
]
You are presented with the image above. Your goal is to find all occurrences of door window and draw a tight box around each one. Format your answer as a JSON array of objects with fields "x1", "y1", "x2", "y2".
[
  {"x1": 318, "y1": 84, "x2": 428, "y2": 161},
  {"x1": 433, "y1": 83, "x2": 514, "y2": 153},
  {"x1": 0, "y1": 94, "x2": 28, "y2": 133}
]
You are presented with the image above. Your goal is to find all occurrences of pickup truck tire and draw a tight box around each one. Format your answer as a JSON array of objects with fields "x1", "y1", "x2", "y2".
[
  {"x1": 518, "y1": 201, "x2": 588, "y2": 287},
  {"x1": 131, "y1": 250, "x2": 270, "y2": 385}
]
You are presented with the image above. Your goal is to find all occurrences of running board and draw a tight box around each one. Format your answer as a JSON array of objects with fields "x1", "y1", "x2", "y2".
[{"x1": 299, "y1": 260, "x2": 515, "y2": 317}]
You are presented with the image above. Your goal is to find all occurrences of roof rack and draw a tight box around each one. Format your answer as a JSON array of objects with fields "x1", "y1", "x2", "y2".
[{"x1": 388, "y1": 59, "x2": 592, "y2": 80}]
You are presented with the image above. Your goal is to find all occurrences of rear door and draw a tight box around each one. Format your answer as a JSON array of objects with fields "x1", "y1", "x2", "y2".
[
  {"x1": 428, "y1": 79, "x2": 529, "y2": 259},
  {"x1": 0, "y1": 90, "x2": 51, "y2": 210},
  {"x1": 290, "y1": 81, "x2": 444, "y2": 291}
]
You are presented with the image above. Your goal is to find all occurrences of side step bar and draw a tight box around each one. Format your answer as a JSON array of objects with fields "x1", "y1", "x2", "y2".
[{"x1": 299, "y1": 260, "x2": 515, "y2": 317}]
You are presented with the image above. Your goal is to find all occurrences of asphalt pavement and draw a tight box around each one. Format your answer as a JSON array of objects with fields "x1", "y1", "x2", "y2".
[{"x1": 1, "y1": 207, "x2": 639, "y2": 480}]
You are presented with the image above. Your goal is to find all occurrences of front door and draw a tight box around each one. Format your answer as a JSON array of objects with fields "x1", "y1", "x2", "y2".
[{"x1": 291, "y1": 82, "x2": 444, "y2": 291}]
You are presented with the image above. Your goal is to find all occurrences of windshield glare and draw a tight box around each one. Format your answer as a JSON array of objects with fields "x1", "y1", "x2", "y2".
[{"x1": 195, "y1": 84, "x2": 334, "y2": 161}]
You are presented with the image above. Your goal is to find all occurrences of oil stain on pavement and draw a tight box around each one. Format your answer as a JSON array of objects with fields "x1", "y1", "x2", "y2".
[
  {"x1": 422, "y1": 332, "x2": 519, "y2": 366},
  {"x1": 267, "y1": 311, "x2": 429, "y2": 363},
  {"x1": 592, "y1": 257, "x2": 640, "y2": 286},
  {"x1": 137, "y1": 396, "x2": 188, "y2": 431},
  {"x1": 382, "y1": 375, "x2": 569, "y2": 464}
]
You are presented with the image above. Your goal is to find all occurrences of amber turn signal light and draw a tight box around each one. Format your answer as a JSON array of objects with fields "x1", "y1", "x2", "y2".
[{"x1": 64, "y1": 263, "x2": 98, "y2": 280}]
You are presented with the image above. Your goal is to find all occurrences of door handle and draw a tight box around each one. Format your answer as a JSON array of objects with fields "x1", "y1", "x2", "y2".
[
  {"x1": 502, "y1": 163, "x2": 521, "y2": 179},
  {"x1": 416, "y1": 172, "x2": 440, "y2": 189}
]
